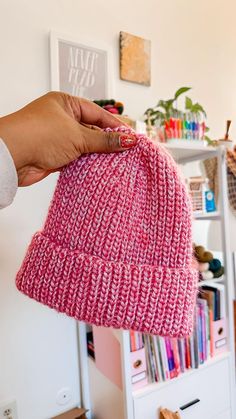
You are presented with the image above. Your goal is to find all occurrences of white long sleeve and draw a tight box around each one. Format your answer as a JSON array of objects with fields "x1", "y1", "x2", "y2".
[{"x1": 0, "y1": 138, "x2": 18, "y2": 209}]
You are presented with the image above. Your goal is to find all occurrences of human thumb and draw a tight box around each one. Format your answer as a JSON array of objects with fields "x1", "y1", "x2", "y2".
[{"x1": 79, "y1": 125, "x2": 138, "y2": 154}]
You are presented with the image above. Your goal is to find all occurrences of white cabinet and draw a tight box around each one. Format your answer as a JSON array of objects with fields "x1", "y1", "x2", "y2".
[{"x1": 133, "y1": 354, "x2": 230, "y2": 419}]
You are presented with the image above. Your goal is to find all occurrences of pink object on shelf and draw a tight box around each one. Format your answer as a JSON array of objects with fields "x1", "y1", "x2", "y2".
[
  {"x1": 130, "y1": 347, "x2": 148, "y2": 389},
  {"x1": 93, "y1": 326, "x2": 122, "y2": 389},
  {"x1": 213, "y1": 318, "x2": 228, "y2": 355},
  {"x1": 16, "y1": 127, "x2": 198, "y2": 337},
  {"x1": 93, "y1": 328, "x2": 147, "y2": 390}
]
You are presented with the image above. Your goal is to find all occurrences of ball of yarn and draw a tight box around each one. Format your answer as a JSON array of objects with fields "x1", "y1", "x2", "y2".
[
  {"x1": 198, "y1": 262, "x2": 210, "y2": 272},
  {"x1": 198, "y1": 272, "x2": 204, "y2": 283},
  {"x1": 94, "y1": 99, "x2": 116, "y2": 107},
  {"x1": 192, "y1": 258, "x2": 199, "y2": 269},
  {"x1": 103, "y1": 104, "x2": 114, "y2": 110},
  {"x1": 115, "y1": 102, "x2": 124, "y2": 114},
  {"x1": 213, "y1": 266, "x2": 224, "y2": 278},
  {"x1": 108, "y1": 108, "x2": 119, "y2": 114},
  {"x1": 201, "y1": 270, "x2": 214, "y2": 280},
  {"x1": 209, "y1": 258, "x2": 221, "y2": 273},
  {"x1": 195, "y1": 246, "x2": 213, "y2": 263},
  {"x1": 93, "y1": 99, "x2": 124, "y2": 115}
]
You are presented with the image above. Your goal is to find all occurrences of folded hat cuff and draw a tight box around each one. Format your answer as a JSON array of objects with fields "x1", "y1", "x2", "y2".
[{"x1": 16, "y1": 232, "x2": 198, "y2": 337}]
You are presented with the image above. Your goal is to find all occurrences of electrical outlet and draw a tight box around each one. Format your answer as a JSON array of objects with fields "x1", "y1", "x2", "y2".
[
  {"x1": 56, "y1": 387, "x2": 72, "y2": 405},
  {"x1": 0, "y1": 400, "x2": 18, "y2": 419}
]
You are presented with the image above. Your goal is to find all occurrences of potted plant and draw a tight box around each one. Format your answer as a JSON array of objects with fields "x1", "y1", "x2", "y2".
[{"x1": 144, "y1": 87, "x2": 211, "y2": 142}]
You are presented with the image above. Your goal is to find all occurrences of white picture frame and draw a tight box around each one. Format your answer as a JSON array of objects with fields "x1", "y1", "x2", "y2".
[{"x1": 50, "y1": 31, "x2": 115, "y2": 100}]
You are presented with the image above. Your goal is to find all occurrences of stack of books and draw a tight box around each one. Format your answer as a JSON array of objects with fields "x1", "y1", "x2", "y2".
[{"x1": 130, "y1": 284, "x2": 227, "y2": 385}]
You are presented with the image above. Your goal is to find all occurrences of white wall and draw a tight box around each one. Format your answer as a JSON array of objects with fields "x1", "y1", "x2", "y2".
[{"x1": 1, "y1": 1, "x2": 236, "y2": 418}]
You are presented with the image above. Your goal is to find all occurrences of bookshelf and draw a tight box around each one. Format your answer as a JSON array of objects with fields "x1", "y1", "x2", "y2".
[
  {"x1": 77, "y1": 144, "x2": 235, "y2": 419},
  {"x1": 199, "y1": 276, "x2": 224, "y2": 287}
]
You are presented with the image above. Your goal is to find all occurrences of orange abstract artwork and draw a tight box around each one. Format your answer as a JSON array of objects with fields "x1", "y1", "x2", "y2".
[{"x1": 120, "y1": 31, "x2": 151, "y2": 86}]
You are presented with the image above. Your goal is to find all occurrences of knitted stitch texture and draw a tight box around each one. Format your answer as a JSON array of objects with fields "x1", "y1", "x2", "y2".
[{"x1": 16, "y1": 127, "x2": 198, "y2": 337}]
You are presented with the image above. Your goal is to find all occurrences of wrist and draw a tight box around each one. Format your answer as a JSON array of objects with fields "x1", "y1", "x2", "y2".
[
  {"x1": 0, "y1": 114, "x2": 26, "y2": 171},
  {"x1": 0, "y1": 138, "x2": 18, "y2": 206}
]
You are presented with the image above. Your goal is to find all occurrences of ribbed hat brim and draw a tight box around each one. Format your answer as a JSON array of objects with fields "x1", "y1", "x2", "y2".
[{"x1": 16, "y1": 232, "x2": 198, "y2": 337}]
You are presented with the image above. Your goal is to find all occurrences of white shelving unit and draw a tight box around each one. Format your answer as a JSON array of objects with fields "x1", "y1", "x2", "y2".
[
  {"x1": 77, "y1": 144, "x2": 236, "y2": 419},
  {"x1": 193, "y1": 211, "x2": 221, "y2": 220}
]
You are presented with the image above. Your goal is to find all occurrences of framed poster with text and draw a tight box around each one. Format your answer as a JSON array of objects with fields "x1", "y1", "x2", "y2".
[{"x1": 50, "y1": 32, "x2": 110, "y2": 100}]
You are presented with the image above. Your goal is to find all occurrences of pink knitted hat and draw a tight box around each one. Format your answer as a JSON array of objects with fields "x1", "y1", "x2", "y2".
[{"x1": 16, "y1": 127, "x2": 198, "y2": 337}]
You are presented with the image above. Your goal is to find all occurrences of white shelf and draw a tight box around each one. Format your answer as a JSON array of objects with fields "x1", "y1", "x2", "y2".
[
  {"x1": 198, "y1": 276, "x2": 225, "y2": 287},
  {"x1": 132, "y1": 351, "x2": 230, "y2": 398},
  {"x1": 193, "y1": 211, "x2": 221, "y2": 220},
  {"x1": 164, "y1": 141, "x2": 218, "y2": 164}
]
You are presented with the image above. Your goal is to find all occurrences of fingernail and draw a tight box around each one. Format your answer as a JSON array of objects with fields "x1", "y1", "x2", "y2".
[{"x1": 119, "y1": 134, "x2": 137, "y2": 149}]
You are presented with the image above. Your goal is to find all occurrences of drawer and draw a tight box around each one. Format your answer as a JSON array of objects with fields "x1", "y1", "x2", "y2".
[{"x1": 133, "y1": 355, "x2": 231, "y2": 419}]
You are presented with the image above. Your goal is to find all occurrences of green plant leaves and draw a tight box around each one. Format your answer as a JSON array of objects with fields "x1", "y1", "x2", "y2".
[
  {"x1": 144, "y1": 109, "x2": 165, "y2": 125},
  {"x1": 193, "y1": 103, "x2": 207, "y2": 117},
  {"x1": 185, "y1": 97, "x2": 207, "y2": 117},
  {"x1": 185, "y1": 96, "x2": 193, "y2": 110},
  {"x1": 204, "y1": 135, "x2": 212, "y2": 144},
  {"x1": 174, "y1": 86, "x2": 191, "y2": 99},
  {"x1": 156, "y1": 99, "x2": 174, "y2": 111}
]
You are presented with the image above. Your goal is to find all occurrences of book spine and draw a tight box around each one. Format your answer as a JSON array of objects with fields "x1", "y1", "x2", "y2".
[
  {"x1": 189, "y1": 334, "x2": 195, "y2": 369},
  {"x1": 153, "y1": 336, "x2": 163, "y2": 382},
  {"x1": 165, "y1": 338, "x2": 176, "y2": 378},
  {"x1": 130, "y1": 330, "x2": 136, "y2": 352},
  {"x1": 159, "y1": 336, "x2": 170, "y2": 380},
  {"x1": 204, "y1": 302, "x2": 209, "y2": 359},
  {"x1": 148, "y1": 336, "x2": 156, "y2": 382},
  {"x1": 185, "y1": 337, "x2": 191, "y2": 369},
  {"x1": 193, "y1": 316, "x2": 200, "y2": 369},
  {"x1": 139, "y1": 332, "x2": 144, "y2": 349},
  {"x1": 209, "y1": 309, "x2": 214, "y2": 357},
  {"x1": 216, "y1": 289, "x2": 221, "y2": 321},
  {"x1": 201, "y1": 303, "x2": 207, "y2": 361},
  {"x1": 157, "y1": 337, "x2": 165, "y2": 381},
  {"x1": 149, "y1": 336, "x2": 158, "y2": 382},
  {"x1": 171, "y1": 338, "x2": 180, "y2": 377},
  {"x1": 178, "y1": 338, "x2": 185, "y2": 373},
  {"x1": 143, "y1": 335, "x2": 152, "y2": 382},
  {"x1": 197, "y1": 304, "x2": 203, "y2": 364}
]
